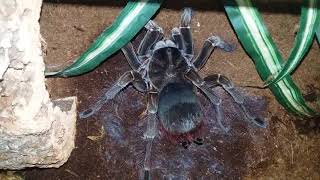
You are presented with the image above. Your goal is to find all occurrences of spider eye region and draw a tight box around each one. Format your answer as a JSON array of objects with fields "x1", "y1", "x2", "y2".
[{"x1": 158, "y1": 82, "x2": 203, "y2": 134}]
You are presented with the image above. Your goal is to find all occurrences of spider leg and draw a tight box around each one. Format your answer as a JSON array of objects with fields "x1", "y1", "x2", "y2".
[
  {"x1": 171, "y1": 27, "x2": 185, "y2": 51},
  {"x1": 122, "y1": 42, "x2": 141, "y2": 71},
  {"x1": 192, "y1": 36, "x2": 235, "y2": 71},
  {"x1": 204, "y1": 74, "x2": 267, "y2": 128},
  {"x1": 143, "y1": 93, "x2": 158, "y2": 180},
  {"x1": 79, "y1": 71, "x2": 139, "y2": 119},
  {"x1": 180, "y1": 8, "x2": 194, "y2": 58},
  {"x1": 185, "y1": 69, "x2": 229, "y2": 132},
  {"x1": 131, "y1": 71, "x2": 148, "y2": 93},
  {"x1": 137, "y1": 20, "x2": 163, "y2": 60}
]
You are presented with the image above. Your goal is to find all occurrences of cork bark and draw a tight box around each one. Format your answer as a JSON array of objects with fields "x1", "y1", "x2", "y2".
[{"x1": 0, "y1": 0, "x2": 77, "y2": 169}]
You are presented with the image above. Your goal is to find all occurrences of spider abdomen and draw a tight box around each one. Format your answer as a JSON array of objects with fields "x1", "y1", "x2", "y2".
[{"x1": 158, "y1": 82, "x2": 203, "y2": 135}]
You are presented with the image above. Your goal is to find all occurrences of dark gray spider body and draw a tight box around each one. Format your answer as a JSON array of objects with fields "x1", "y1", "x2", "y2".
[
  {"x1": 158, "y1": 81, "x2": 202, "y2": 135},
  {"x1": 148, "y1": 41, "x2": 202, "y2": 135},
  {"x1": 79, "y1": 8, "x2": 266, "y2": 180}
]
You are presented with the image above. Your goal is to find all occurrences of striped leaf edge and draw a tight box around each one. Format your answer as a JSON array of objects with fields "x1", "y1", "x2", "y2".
[
  {"x1": 225, "y1": 0, "x2": 318, "y2": 117},
  {"x1": 45, "y1": 0, "x2": 162, "y2": 77},
  {"x1": 264, "y1": 0, "x2": 320, "y2": 86}
]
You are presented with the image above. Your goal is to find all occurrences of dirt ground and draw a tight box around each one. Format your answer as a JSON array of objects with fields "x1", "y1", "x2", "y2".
[{"x1": 5, "y1": 0, "x2": 320, "y2": 179}]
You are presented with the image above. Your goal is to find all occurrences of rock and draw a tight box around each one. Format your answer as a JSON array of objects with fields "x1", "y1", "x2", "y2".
[{"x1": 0, "y1": 0, "x2": 77, "y2": 169}]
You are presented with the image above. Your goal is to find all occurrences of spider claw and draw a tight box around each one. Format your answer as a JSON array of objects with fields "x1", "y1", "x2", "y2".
[
  {"x1": 143, "y1": 170, "x2": 150, "y2": 180},
  {"x1": 171, "y1": 27, "x2": 180, "y2": 35},
  {"x1": 239, "y1": 104, "x2": 267, "y2": 128},
  {"x1": 181, "y1": 8, "x2": 193, "y2": 27},
  {"x1": 207, "y1": 36, "x2": 236, "y2": 52},
  {"x1": 245, "y1": 113, "x2": 267, "y2": 128},
  {"x1": 79, "y1": 108, "x2": 94, "y2": 119},
  {"x1": 252, "y1": 117, "x2": 267, "y2": 128},
  {"x1": 219, "y1": 41, "x2": 236, "y2": 52},
  {"x1": 145, "y1": 20, "x2": 163, "y2": 33},
  {"x1": 247, "y1": 116, "x2": 267, "y2": 128}
]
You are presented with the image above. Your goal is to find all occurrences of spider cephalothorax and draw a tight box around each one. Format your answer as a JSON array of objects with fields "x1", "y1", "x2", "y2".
[{"x1": 80, "y1": 8, "x2": 267, "y2": 180}]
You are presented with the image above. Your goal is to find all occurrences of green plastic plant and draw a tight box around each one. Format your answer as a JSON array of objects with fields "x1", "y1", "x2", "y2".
[
  {"x1": 45, "y1": 0, "x2": 162, "y2": 77},
  {"x1": 224, "y1": 0, "x2": 319, "y2": 117},
  {"x1": 46, "y1": 0, "x2": 318, "y2": 117},
  {"x1": 316, "y1": 22, "x2": 320, "y2": 42},
  {"x1": 263, "y1": 0, "x2": 319, "y2": 86}
]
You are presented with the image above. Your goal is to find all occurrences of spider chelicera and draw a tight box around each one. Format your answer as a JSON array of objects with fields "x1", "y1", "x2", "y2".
[{"x1": 80, "y1": 8, "x2": 267, "y2": 179}]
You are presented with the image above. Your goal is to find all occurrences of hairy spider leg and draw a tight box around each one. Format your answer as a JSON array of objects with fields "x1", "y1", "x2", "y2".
[
  {"x1": 131, "y1": 71, "x2": 148, "y2": 93},
  {"x1": 180, "y1": 8, "x2": 194, "y2": 57},
  {"x1": 143, "y1": 93, "x2": 158, "y2": 180},
  {"x1": 185, "y1": 70, "x2": 230, "y2": 132},
  {"x1": 138, "y1": 20, "x2": 164, "y2": 61},
  {"x1": 204, "y1": 74, "x2": 267, "y2": 128},
  {"x1": 121, "y1": 43, "x2": 141, "y2": 71},
  {"x1": 192, "y1": 36, "x2": 235, "y2": 71},
  {"x1": 122, "y1": 31, "x2": 159, "y2": 179},
  {"x1": 79, "y1": 71, "x2": 146, "y2": 119},
  {"x1": 171, "y1": 27, "x2": 185, "y2": 51}
]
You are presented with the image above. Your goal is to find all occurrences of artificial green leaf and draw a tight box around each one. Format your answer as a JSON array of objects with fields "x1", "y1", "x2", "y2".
[
  {"x1": 45, "y1": 0, "x2": 162, "y2": 77},
  {"x1": 316, "y1": 20, "x2": 320, "y2": 43},
  {"x1": 225, "y1": 0, "x2": 318, "y2": 117},
  {"x1": 264, "y1": 0, "x2": 319, "y2": 86}
]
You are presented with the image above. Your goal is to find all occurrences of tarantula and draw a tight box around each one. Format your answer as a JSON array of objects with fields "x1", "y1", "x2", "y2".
[{"x1": 80, "y1": 8, "x2": 266, "y2": 179}]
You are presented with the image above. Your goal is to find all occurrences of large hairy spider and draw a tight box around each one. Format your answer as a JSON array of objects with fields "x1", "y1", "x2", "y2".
[{"x1": 80, "y1": 8, "x2": 266, "y2": 179}]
